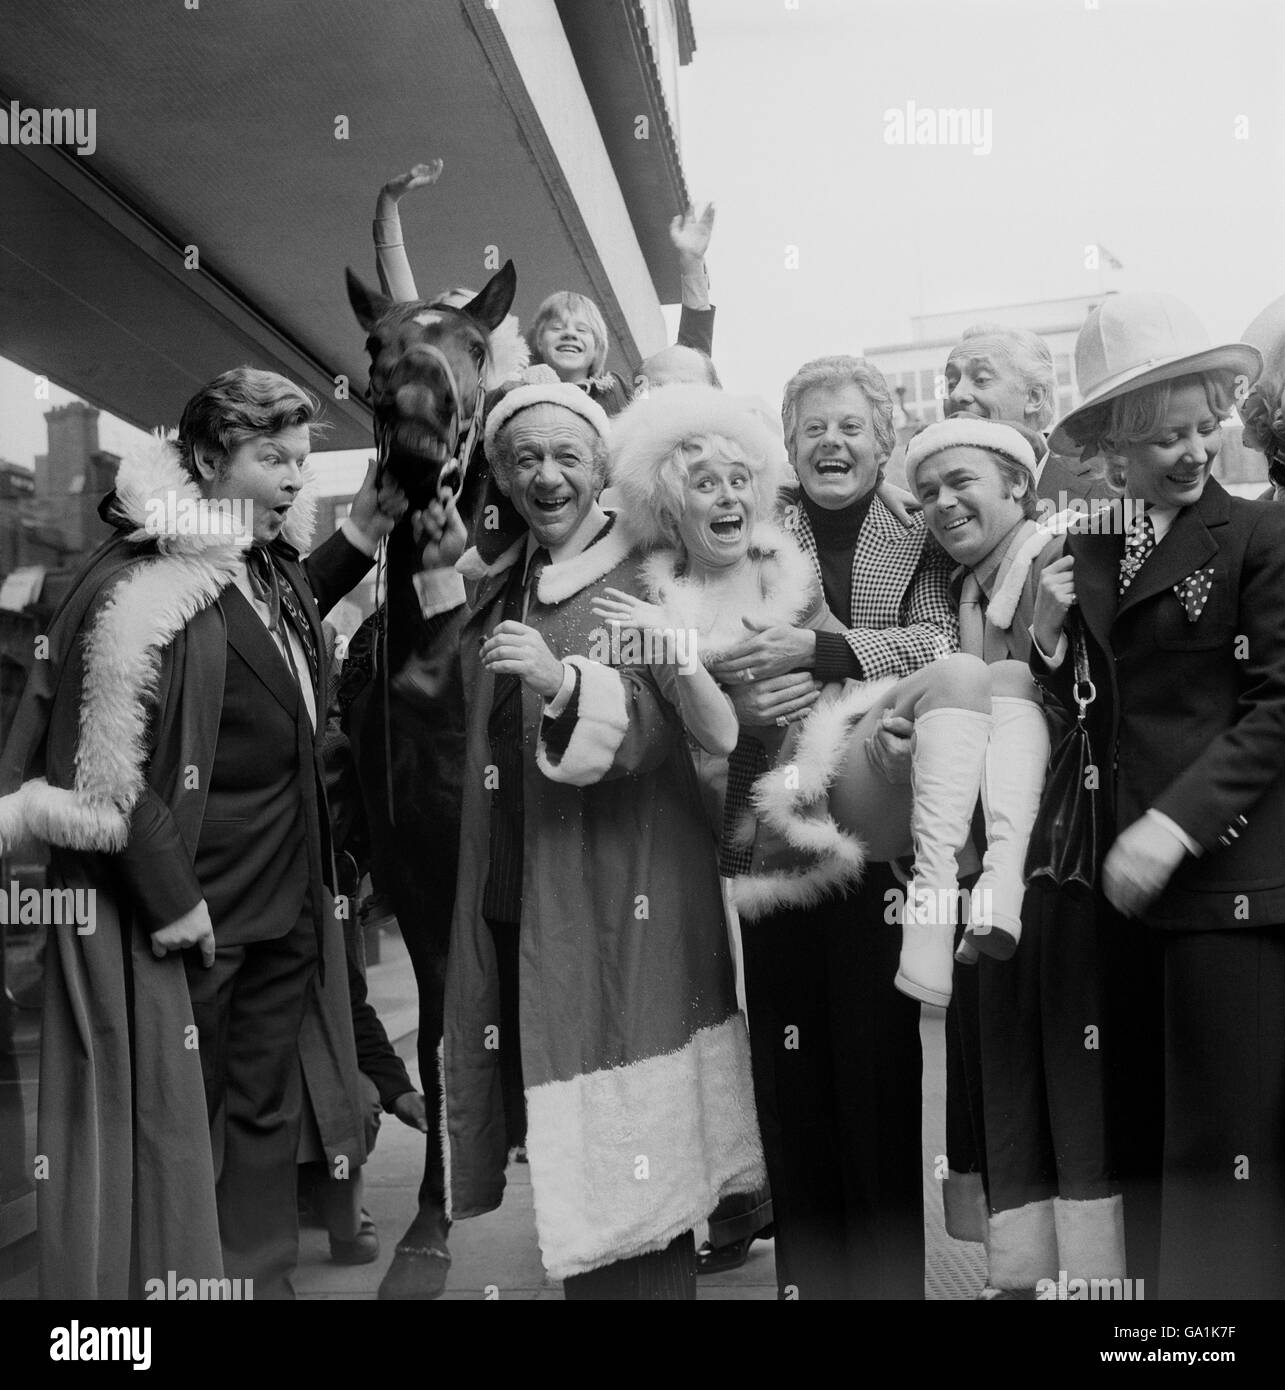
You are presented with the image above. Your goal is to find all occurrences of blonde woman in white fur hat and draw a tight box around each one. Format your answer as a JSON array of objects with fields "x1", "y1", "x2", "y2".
[
  {"x1": 603, "y1": 387, "x2": 1043, "y2": 1012},
  {"x1": 1035, "y1": 290, "x2": 1285, "y2": 1301}
]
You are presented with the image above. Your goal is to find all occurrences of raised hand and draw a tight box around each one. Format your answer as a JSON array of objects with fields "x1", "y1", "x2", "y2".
[
  {"x1": 590, "y1": 587, "x2": 671, "y2": 636},
  {"x1": 669, "y1": 203, "x2": 716, "y2": 266},
  {"x1": 382, "y1": 160, "x2": 444, "y2": 202}
]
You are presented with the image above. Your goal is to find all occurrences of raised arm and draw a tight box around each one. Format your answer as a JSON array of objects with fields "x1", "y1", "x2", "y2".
[
  {"x1": 671, "y1": 203, "x2": 715, "y2": 355},
  {"x1": 373, "y1": 160, "x2": 443, "y2": 303}
]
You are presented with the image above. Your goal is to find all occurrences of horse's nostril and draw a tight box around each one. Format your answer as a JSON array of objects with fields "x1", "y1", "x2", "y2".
[{"x1": 393, "y1": 383, "x2": 448, "y2": 423}]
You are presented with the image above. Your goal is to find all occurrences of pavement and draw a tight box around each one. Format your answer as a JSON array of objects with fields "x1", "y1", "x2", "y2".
[{"x1": 296, "y1": 923, "x2": 989, "y2": 1301}]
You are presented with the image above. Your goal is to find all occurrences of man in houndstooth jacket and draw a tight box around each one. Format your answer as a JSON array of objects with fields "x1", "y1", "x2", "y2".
[{"x1": 709, "y1": 355, "x2": 956, "y2": 1299}]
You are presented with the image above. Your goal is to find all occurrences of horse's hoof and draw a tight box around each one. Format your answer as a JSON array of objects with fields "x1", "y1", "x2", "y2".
[{"x1": 377, "y1": 1236, "x2": 451, "y2": 1300}]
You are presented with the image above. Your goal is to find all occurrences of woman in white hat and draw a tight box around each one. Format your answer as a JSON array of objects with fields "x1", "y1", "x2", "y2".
[{"x1": 1036, "y1": 290, "x2": 1285, "y2": 1299}]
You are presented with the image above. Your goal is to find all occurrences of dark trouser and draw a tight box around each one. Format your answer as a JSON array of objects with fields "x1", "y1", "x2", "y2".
[
  {"x1": 741, "y1": 864, "x2": 925, "y2": 1300},
  {"x1": 486, "y1": 917, "x2": 526, "y2": 1150},
  {"x1": 1118, "y1": 924, "x2": 1285, "y2": 1300},
  {"x1": 186, "y1": 912, "x2": 318, "y2": 1299},
  {"x1": 707, "y1": 1185, "x2": 773, "y2": 1249},
  {"x1": 979, "y1": 884, "x2": 1119, "y2": 1215},
  {"x1": 562, "y1": 1231, "x2": 697, "y2": 1300}
]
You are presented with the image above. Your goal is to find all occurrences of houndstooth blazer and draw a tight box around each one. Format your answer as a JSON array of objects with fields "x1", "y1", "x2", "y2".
[{"x1": 780, "y1": 488, "x2": 958, "y2": 679}]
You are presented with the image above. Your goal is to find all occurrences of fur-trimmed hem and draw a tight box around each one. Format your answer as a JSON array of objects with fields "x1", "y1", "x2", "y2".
[
  {"x1": 523, "y1": 1015, "x2": 765, "y2": 1281},
  {"x1": 731, "y1": 675, "x2": 899, "y2": 920},
  {"x1": 536, "y1": 657, "x2": 629, "y2": 786},
  {"x1": 988, "y1": 1198, "x2": 1058, "y2": 1289},
  {"x1": 1053, "y1": 1193, "x2": 1126, "y2": 1281}
]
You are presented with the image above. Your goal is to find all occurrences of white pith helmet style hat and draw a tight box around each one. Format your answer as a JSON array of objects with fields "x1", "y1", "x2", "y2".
[{"x1": 1049, "y1": 291, "x2": 1261, "y2": 457}]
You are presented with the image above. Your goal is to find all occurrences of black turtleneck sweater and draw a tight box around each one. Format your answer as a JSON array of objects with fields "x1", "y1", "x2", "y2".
[{"x1": 801, "y1": 488, "x2": 872, "y2": 682}]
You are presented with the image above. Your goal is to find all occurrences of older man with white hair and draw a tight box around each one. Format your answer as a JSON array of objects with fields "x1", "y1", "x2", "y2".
[{"x1": 944, "y1": 323, "x2": 1114, "y2": 507}]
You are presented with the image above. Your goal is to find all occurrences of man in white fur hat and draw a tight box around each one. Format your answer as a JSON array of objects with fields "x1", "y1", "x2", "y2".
[
  {"x1": 904, "y1": 416, "x2": 1127, "y2": 1298},
  {"x1": 423, "y1": 366, "x2": 764, "y2": 1297},
  {"x1": 0, "y1": 367, "x2": 406, "y2": 1298}
]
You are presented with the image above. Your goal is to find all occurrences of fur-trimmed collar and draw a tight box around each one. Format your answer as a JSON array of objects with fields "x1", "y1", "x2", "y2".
[
  {"x1": 111, "y1": 430, "x2": 319, "y2": 557},
  {"x1": 0, "y1": 432, "x2": 322, "y2": 855},
  {"x1": 984, "y1": 511, "x2": 1078, "y2": 630},
  {"x1": 637, "y1": 521, "x2": 818, "y2": 660},
  {"x1": 457, "y1": 513, "x2": 635, "y2": 604}
]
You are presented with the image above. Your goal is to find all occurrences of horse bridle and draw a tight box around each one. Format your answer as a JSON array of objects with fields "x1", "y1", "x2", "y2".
[
  {"x1": 371, "y1": 341, "x2": 487, "y2": 502},
  {"x1": 369, "y1": 339, "x2": 489, "y2": 825}
]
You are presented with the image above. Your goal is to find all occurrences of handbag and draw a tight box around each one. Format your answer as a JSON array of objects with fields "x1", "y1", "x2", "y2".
[{"x1": 1024, "y1": 614, "x2": 1101, "y2": 890}]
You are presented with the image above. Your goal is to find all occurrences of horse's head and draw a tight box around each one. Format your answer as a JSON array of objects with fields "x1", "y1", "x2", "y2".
[{"x1": 346, "y1": 260, "x2": 517, "y2": 510}]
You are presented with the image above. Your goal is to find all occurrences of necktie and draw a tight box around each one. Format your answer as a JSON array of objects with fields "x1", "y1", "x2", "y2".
[
  {"x1": 247, "y1": 544, "x2": 319, "y2": 691},
  {"x1": 1118, "y1": 512, "x2": 1156, "y2": 596},
  {"x1": 522, "y1": 546, "x2": 551, "y2": 617}
]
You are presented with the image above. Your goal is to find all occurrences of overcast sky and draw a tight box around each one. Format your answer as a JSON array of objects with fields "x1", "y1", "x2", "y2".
[
  {"x1": 677, "y1": 0, "x2": 1285, "y2": 401},
  {"x1": 3, "y1": 0, "x2": 1282, "y2": 487}
]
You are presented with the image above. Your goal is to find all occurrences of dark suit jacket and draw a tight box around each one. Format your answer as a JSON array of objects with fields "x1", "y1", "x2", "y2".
[
  {"x1": 121, "y1": 529, "x2": 373, "y2": 945},
  {"x1": 1032, "y1": 479, "x2": 1285, "y2": 929}
]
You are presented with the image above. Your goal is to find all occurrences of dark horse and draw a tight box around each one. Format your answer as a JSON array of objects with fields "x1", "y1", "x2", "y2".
[{"x1": 341, "y1": 260, "x2": 517, "y2": 1298}]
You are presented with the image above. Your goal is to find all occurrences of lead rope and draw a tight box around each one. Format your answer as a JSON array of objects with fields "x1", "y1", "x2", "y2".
[{"x1": 372, "y1": 347, "x2": 486, "y2": 829}]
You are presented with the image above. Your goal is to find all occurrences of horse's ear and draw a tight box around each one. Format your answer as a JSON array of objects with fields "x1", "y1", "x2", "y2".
[
  {"x1": 461, "y1": 260, "x2": 517, "y2": 332},
  {"x1": 346, "y1": 267, "x2": 395, "y2": 333}
]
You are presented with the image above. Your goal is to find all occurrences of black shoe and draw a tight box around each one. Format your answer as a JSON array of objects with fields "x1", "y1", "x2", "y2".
[
  {"x1": 329, "y1": 1212, "x2": 379, "y2": 1266},
  {"x1": 696, "y1": 1224, "x2": 774, "y2": 1276}
]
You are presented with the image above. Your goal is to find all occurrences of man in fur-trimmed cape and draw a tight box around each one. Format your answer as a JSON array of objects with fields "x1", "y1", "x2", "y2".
[
  {"x1": 0, "y1": 374, "x2": 398, "y2": 1298},
  {"x1": 436, "y1": 370, "x2": 764, "y2": 1292}
]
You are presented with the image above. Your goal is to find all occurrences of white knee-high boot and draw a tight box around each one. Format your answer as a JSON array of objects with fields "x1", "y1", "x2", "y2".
[
  {"x1": 895, "y1": 707, "x2": 992, "y2": 1008},
  {"x1": 965, "y1": 697, "x2": 1049, "y2": 961}
]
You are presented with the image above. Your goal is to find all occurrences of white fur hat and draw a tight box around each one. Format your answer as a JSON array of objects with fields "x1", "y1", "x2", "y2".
[
  {"x1": 904, "y1": 417, "x2": 1039, "y2": 488},
  {"x1": 482, "y1": 364, "x2": 610, "y2": 458},
  {"x1": 609, "y1": 383, "x2": 788, "y2": 546}
]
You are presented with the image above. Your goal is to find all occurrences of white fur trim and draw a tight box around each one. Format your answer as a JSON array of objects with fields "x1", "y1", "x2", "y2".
[
  {"x1": 524, "y1": 1016, "x2": 766, "y2": 1280},
  {"x1": 0, "y1": 438, "x2": 261, "y2": 852},
  {"x1": 0, "y1": 777, "x2": 128, "y2": 854},
  {"x1": 536, "y1": 656, "x2": 629, "y2": 787},
  {"x1": 610, "y1": 386, "x2": 788, "y2": 550},
  {"x1": 112, "y1": 430, "x2": 318, "y2": 556},
  {"x1": 732, "y1": 675, "x2": 898, "y2": 920},
  {"x1": 456, "y1": 538, "x2": 524, "y2": 583},
  {"x1": 988, "y1": 1198, "x2": 1058, "y2": 1289},
  {"x1": 984, "y1": 512, "x2": 1078, "y2": 631},
  {"x1": 536, "y1": 520, "x2": 634, "y2": 605},
  {"x1": 904, "y1": 417, "x2": 1038, "y2": 489},
  {"x1": 1053, "y1": 1194, "x2": 1126, "y2": 1281},
  {"x1": 483, "y1": 368, "x2": 611, "y2": 459},
  {"x1": 637, "y1": 522, "x2": 818, "y2": 660}
]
